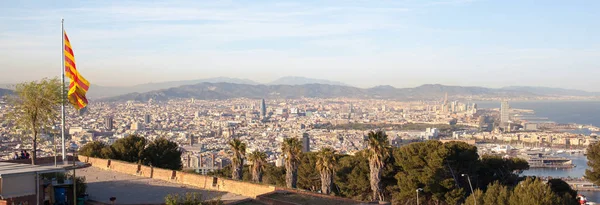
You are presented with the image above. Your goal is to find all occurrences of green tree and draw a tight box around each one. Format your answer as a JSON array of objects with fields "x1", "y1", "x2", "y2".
[
  {"x1": 282, "y1": 138, "x2": 303, "y2": 188},
  {"x1": 228, "y1": 139, "x2": 246, "y2": 180},
  {"x1": 463, "y1": 189, "x2": 484, "y2": 205},
  {"x1": 586, "y1": 142, "x2": 600, "y2": 185},
  {"x1": 229, "y1": 139, "x2": 246, "y2": 180},
  {"x1": 548, "y1": 178, "x2": 578, "y2": 205},
  {"x1": 78, "y1": 141, "x2": 107, "y2": 158},
  {"x1": 297, "y1": 152, "x2": 320, "y2": 191},
  {"x1": 482, "y1": 181, "x2": 511, "y2": 205},
  {"x1": 100, "y1": 145, "x2": 116, "y2": 159},
  {"x1": 334, "y1": 150, "x2": 397, "y2": 201},
  {"x1": 316, "y1": 147, "x2": 337, "y2": 195},
  {"x1": 247, "y1": 151, "x2": 267, "y2": 183},
  {"x1": 143, "y1": 137, "x2": 182, "y2": 170},
  {"x1": 264, "y1": 163, "x2": 286, "y2": 187},
  {"x1": 335, "y1": 152, "x2": 372, "y2": 200},
  {"x1": 509, "y1": 177, "x2": 560, "y2": 205},
  {"x1": 108, "y1": 135, "x2": 147, "y2": 163},
  {"x1": 7, "y1": 78, "x2": 62, "y2": 165},
  {"x1": 478, "y1": 155, "x2": 529, "y2": 187},
  {"x1": 366, "y1": 130, "x2": 390, "y2": 201},
  {"x1": 393, "y1": 141, "x2": 479, "y2": 204}
]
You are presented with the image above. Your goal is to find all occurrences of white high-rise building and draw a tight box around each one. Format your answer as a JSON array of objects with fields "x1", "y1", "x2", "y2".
[{"x1": 500, "y1": 101, "x2": 510, "y2": 124}]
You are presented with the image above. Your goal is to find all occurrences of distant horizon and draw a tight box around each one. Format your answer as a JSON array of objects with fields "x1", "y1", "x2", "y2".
[
  {"x1": 1, "y1": 75, "x2": 600, "y2": 93},
  {"x1": 1, "y1": 1, "x2": 599, "y2": 91}
]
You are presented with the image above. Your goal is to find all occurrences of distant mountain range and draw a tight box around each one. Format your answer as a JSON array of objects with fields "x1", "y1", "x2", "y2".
[
  {"x1": 88, "y1": 76, "x2": 347, "y2": 98},
  {"x1": 2, "y1": 77, "x2": 599, "y2": 101},
  {"x1": 267, "y1": 76, "x2": 348, "y2": 86},
  {"x1": 89, "y1": 77, "x2": 260, "y2": 98},
  {"x1": 103, "y1": 83, "x2": 546, "y2": 102}
]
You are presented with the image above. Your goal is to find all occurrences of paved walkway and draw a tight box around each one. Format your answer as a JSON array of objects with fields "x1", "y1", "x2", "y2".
[{"x1": 77, "y1": 166, "x2": 247, "y2": 204}]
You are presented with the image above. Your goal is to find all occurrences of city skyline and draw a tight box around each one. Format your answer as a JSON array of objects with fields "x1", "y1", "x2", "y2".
[{"x1": 1, "y1": 0, "x2": 599, "y2": 91}]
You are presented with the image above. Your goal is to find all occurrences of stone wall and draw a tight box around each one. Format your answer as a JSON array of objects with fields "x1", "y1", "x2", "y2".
[
  {"x1": 109, "y1": 160, "x2": 139, "y2": 175},
  {"x1": 152, "y1": 167, "x2": 175, "y2": 181},
  {"x1": 221, "y1": 179, "x2": 279, "y2": 198},
  {"x1": 84, "y1": 157, "x2": 110, "y2": 169},
  {"x1": 139, "y1": 164, "x2": 153, "y2": 178},
  {"x1": 78, "y1": 156, "x2": 276, "y2": 198}
]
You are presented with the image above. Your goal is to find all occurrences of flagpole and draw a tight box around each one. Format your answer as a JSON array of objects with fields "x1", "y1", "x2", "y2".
[{"x1": 61, "y1": 18, "x2": 67, "y2": 161}]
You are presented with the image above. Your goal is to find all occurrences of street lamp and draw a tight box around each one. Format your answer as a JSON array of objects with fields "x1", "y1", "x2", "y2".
[
  {"x1": 416, "y1": 188, "x2": 423, "y2": 205},
  {"x1": 70, "y1": 143, "x2": 79, "y2": 205},
  {"x1": 462, "y1": 174, "x2": 475, "y2": 205}
]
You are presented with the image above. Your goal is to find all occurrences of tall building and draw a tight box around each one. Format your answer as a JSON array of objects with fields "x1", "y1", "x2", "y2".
[
  {"x1": 144, "y1": 114, "x2": 151, "y2": 124},
  {"x1": 131, "y1": 122, "x2": 144, "y2": 130},
  {"x1": 260, "y1": 99, "x2": 267, "y2": 118},
  {"x1": 500, "y1": 101, "x2": 510, "y2": 124},
  {"x1": 104, "y1": 116, "x2": 113, "y2": 130},
  {"x1": 189, "y1": 134, "x2": 196, "y2": 146},
  {"x1": 302, "y1": 133, "x2": 310, "y2": 153}
]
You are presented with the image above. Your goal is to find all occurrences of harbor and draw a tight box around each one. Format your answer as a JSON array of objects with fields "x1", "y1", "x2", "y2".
[{"x1": 478, "y1": 143, "x2": 597, "y2": 190}]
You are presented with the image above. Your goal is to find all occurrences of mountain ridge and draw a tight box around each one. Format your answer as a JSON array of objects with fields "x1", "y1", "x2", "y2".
[
  {"x1": 268, "y1": 76, "x2": 348, "y2": 86},
  {"x1": 2, "y1": 77, "x2": 598, "y2": 99},
  {"x1": 103, "y1": 82, "x2": 544, "y2": 102},
  {"x1": 89, "y1": 77, "x2": 260, "y2": 98}
]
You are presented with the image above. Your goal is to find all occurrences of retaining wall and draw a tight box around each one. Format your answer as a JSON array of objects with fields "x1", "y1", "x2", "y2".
[{"x1": 77, "y1": 156, "x2": 276, "y2": 198}]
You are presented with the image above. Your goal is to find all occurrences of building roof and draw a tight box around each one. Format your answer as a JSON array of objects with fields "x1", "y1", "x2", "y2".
[{"x1": 0, "y1": 162, "x2": 65, "y2": 177}]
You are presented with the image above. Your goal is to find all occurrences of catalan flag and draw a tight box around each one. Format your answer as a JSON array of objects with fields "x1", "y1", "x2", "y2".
[{"x1": 63, "y1": 30, "x2": 90, "y2": 109}]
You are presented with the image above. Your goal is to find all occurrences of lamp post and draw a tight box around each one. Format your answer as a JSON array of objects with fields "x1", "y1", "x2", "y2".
[
  {"x1": 416, "y1": 188, "x2": 423, "y2": 205},
  {"x1": 71, "y1": 143, "x2": 78, "y2": 205},
  {"x1": 462, "y1": 174, "x2": 475, "y2": 205}
]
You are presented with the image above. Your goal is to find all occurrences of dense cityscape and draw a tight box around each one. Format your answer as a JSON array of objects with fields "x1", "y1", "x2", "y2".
[{"x1": 2, "y1": 95, "x2": 598, "y2": 171}]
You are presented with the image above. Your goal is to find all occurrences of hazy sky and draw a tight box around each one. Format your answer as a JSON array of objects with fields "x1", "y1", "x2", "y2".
[{"x1": 1, "y1": 0, "x2": 599, "y2": 90}]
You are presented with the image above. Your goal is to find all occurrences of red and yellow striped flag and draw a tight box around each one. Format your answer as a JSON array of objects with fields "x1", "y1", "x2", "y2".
[{"x1": 64, "y1": 30, "x2": 90, "y2": 109}]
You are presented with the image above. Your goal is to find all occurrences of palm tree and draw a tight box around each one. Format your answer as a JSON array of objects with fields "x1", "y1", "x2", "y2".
[
  {"x1": 316, "y1": 147, "x2": 337, "y2": 195},
  {"x1": 228, "y1": 139, "x2": 246, "y2": 180},
  {"x1": 247, "y1": 150, "x2": 267, "y2": 183},
  {"x1": 366, "y1": 130, "x2": 390, "y2": 201},
  {"x1": 282, "y1": 137, "x2": 303, "y2": 188}
]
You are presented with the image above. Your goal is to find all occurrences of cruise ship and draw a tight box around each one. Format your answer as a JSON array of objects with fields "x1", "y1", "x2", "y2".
[{"x1": 521, "y1": 152, "x2": 575, "y2": 169}]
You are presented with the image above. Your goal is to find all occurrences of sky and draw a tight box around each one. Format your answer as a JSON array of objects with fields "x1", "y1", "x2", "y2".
[{"x1": 0, "y1": 0, "x2": 599, "y2": 91}]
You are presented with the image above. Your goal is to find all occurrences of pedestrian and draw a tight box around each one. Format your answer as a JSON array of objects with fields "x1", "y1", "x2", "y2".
[
  {"x1": 25, "y1": 150, "x2": 30, "y2": 159},
  {"x1": 577, "y1": 194, "x2": 587, "y2": 205},
  {"x1": 20, "y1": 150, "x2": 25, "y2": 159},
  {"x1": 14, "y1": 152, "x2": 19, "y2": 160}
]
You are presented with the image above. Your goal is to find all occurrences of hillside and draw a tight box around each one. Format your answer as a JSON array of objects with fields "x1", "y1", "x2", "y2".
[
  {"x1": 104, "y1": 83, "x2": 537, "y2": 102},
  {"x1": 87, "y1": 77, "x2": 260, "y2": 98},
  {"x1": 268, "y1": 76, "x2": 348, "y2": 86}
]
